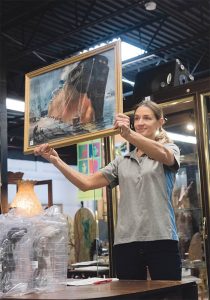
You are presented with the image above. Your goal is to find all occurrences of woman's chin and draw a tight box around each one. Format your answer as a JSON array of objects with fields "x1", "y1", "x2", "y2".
[{"x1": 136, "y1": 130, "x2": 147, "y2": 136}]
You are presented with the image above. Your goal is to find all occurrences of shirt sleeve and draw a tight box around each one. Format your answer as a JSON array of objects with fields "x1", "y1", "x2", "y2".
[
  {"x1": 99, "y1": 156, "x2": 122, "y2": 188},
  {"x1": 164, "y1": 143, "x2": 180, "y2": 171}
]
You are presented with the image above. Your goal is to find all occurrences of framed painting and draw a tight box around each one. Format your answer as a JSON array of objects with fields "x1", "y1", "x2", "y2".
[{"x1": 24, "y1": 40, "x2": 122, "y2": 153}]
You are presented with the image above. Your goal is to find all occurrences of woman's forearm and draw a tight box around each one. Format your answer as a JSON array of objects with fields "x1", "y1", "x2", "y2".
[
  {"x1": 53, "y1": 157, "x2": 89, "y2": 191},
  {"x1": 34, "y1": 143, "x2": 109, "y2": 190},
  {"x1": 53, "y1": 157, "x2": 108, "y2": 191},
  {"x1": 126, "y1": 129, "x2": 174, "y2": 165}
]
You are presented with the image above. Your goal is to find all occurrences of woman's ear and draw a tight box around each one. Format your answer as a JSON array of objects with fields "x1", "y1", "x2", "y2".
[{"x1": 159, "y1": 117, "x2": 164, "y2": 127}]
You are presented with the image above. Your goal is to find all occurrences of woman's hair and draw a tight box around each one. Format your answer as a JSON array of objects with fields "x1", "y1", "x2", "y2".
[{"x1": 134, "y1": 99, "x2": 172, "y2": 144}]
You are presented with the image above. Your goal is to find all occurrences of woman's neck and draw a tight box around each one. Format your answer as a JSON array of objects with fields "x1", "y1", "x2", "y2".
[{"x1": 136, "y1": 148, "x2": 144, "y2": 157}]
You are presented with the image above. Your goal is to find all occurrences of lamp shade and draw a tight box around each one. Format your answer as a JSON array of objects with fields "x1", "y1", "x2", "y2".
[{"x1": 10, "y1": 180, "x2": 43, "y2": 216}]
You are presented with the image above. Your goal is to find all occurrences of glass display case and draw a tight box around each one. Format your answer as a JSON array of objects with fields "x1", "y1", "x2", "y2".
[
  {"x1": 112, "y1": 80, "x2": 210, "y2": 299},
  {"x1": 161, "y1": 97, "x2": 208, "y2": 299}
]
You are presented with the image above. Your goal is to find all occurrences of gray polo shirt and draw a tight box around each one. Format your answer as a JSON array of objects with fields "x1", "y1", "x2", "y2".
[{"x1": 100, "y1": 143, "x2": 180, "y2": 245}]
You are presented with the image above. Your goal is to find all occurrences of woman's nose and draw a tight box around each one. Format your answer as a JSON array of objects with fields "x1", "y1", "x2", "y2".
[{"x1": 137, "y1": 118, "x2": 144, "y2": 125}]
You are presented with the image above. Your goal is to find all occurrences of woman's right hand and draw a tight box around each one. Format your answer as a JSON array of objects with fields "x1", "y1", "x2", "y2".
[
  {"x1": 114, "y1": 113, "x2": 131, "y2": 139},
  {"x1": 34, "y1": 143, "x2": 59, "y2": 164}
]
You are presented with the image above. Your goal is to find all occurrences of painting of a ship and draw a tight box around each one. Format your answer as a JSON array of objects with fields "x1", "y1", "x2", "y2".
[{"x1": 24, "y1": 41, "x2": 122, "y2": 153}]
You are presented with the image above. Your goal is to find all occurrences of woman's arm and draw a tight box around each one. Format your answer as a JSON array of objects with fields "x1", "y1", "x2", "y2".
[
  {"x1": 34, "y1": 144, "x2": 109, "y2": 191},
  {"x1": 114, "y1": 114, "x2": 175, "y2": 166},
  {"x1": 125, "y1": 129, "x2": 175, "y2": 166}
]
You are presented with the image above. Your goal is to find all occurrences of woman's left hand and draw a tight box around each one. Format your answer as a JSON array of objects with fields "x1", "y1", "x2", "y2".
[{"x1": 114, "y1": 113, "x2": 131, "y2": 138}]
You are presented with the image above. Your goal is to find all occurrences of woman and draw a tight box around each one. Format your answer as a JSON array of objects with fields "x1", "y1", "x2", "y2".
[{"x1": 34, "y1": 99, "x2": 181, "y2": 280}]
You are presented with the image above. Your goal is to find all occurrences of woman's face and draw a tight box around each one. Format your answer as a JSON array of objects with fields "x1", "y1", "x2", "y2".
[{"x1": 134, "y1": 106, "x2": 163, "y2": 140}]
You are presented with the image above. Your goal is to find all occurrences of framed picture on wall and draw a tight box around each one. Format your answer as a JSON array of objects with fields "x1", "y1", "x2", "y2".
[
  {"x1": 77, "y1": 139, "x2": 102, "y2": 201},
  {"x1": 24, "y1": 40, "x2": 122, "y2": 153}
]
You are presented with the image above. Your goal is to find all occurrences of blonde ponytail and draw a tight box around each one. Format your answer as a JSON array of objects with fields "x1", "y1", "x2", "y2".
[{"x1": 155, "y1": 127, "x2": 172, "y2": 144}]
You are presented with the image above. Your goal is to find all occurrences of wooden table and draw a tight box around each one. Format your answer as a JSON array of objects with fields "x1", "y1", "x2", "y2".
[{"x1": 11, "y1": 280, "x2": 198, "y2": 299}]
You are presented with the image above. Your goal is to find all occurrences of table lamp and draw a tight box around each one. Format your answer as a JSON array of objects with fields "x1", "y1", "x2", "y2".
[{"x1": 10, "y1": 180, "x2": 43, "y2": 216}]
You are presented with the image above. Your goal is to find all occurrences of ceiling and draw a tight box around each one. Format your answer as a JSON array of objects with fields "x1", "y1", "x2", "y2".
[{"x1": 2, "y1": 0, "x2": 210, "y2": 162}]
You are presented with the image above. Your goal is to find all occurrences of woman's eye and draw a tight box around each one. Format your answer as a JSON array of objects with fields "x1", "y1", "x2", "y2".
[{"x1": 134, "y1": 116, "x2": 153, "y2": 121}]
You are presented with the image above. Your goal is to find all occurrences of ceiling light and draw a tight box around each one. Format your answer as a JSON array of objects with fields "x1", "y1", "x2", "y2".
[
  {"x1": 186, "y1": 122, "x2": 195, "y2": 131},
  {"x1": 122, "y1": 54, "x2": 157, "y2": 67},
  {"x1": 168, "y1": 132, "x2": 196, "y2": 144},
  {"x1": 145, "y1": 1, "x2": 157, "y2": 11},
  {"x1": 186, "y1": 114, "x2": 195, "y2": 131},
  {"x1": 80, "y1": 40, "x2": 145, "y2": 62},
  {"x1": 122, "y1": 78, "x2": 135, "y2": 86},
  {"x1": 121, "y1": 41, "x2": 145, "y2": 61},
  {"x1": 6, "y1": 98, "x2": 25, "y2": 112}
]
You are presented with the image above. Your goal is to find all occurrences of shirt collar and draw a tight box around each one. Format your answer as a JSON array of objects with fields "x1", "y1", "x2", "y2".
[{"x1": 124, "y1": 148, "x2": 147, "y2": 159}]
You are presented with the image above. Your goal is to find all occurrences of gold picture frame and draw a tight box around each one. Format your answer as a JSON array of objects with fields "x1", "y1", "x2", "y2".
[{"x1": 24, "y1": 40, "x2": 122, "y2": 153}]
